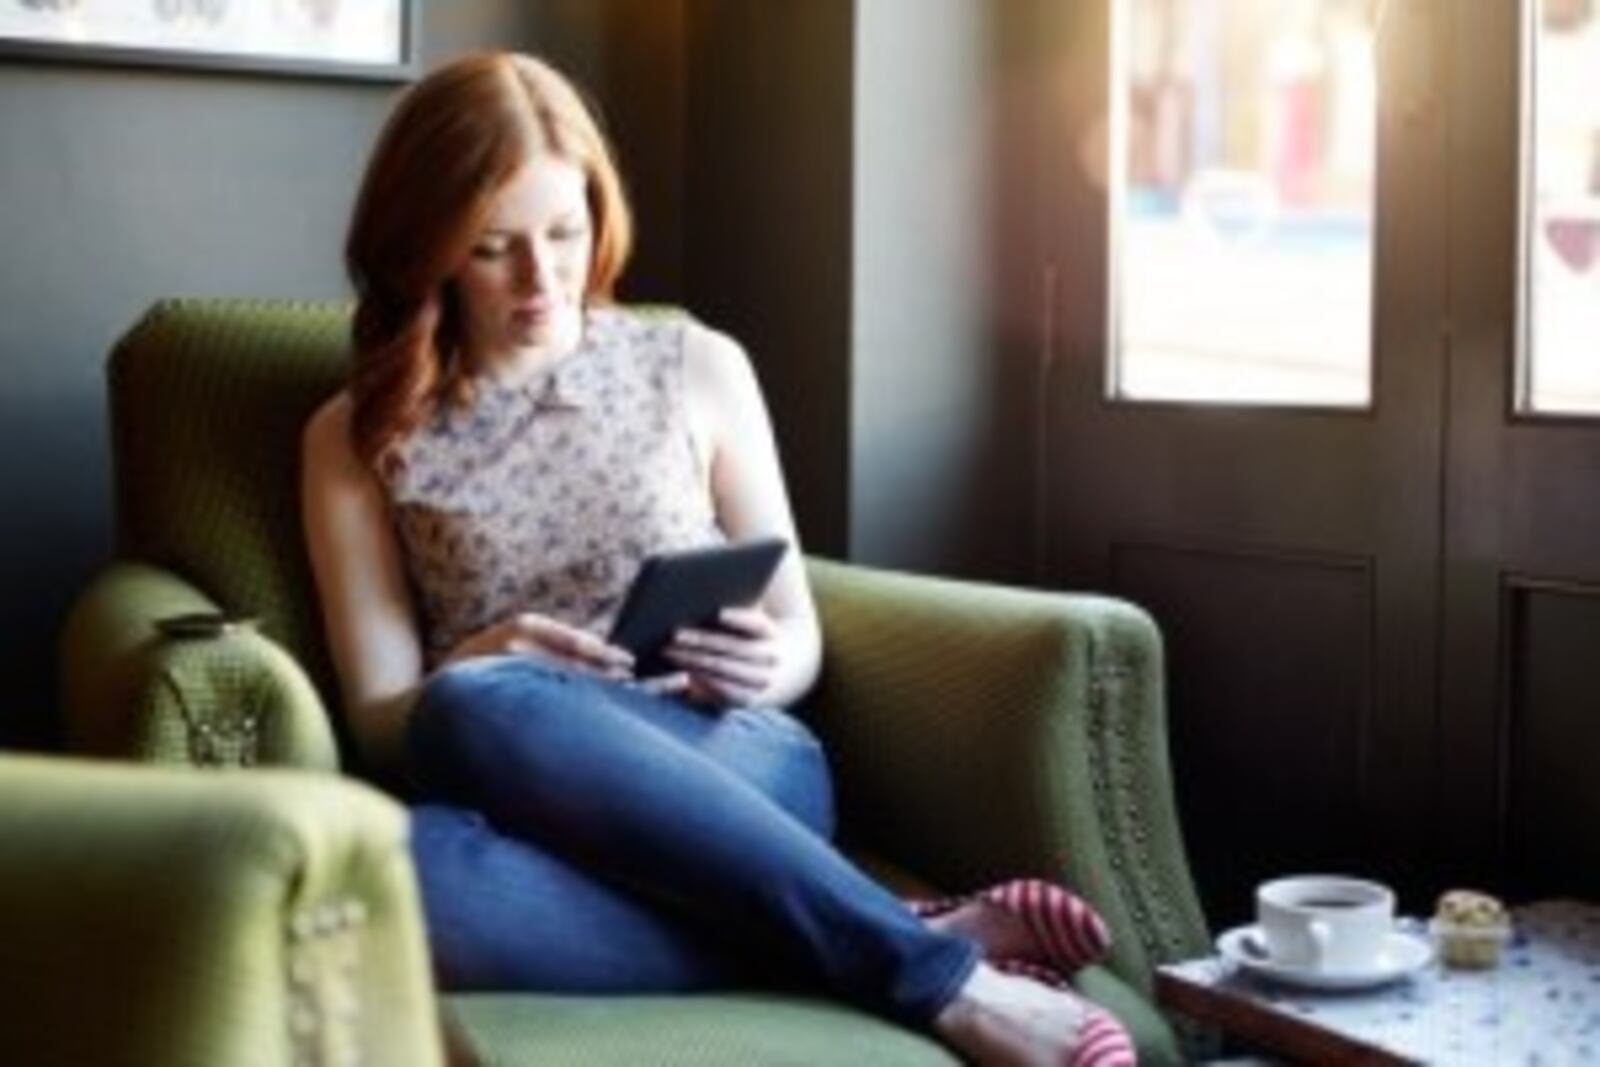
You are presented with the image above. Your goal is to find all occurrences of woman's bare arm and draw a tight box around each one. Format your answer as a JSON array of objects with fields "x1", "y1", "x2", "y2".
[
  {"x1": 674, "y1": 323, "x2": 822, "y2": 708},
  {"x1": 301, "y1": 392, "x2": 427, "y2": 774}
]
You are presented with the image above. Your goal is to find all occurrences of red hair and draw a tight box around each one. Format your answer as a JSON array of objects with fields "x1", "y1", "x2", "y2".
[{"x1": 345, "y1": 52, "x2": 633, "y2": 471}]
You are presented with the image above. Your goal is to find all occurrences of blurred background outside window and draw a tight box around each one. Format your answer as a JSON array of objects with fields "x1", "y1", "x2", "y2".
[
  {"x1": 1113, "y1": 0, "x2": 1377, "y2": 406},
  {"x1": 1525, "y1": 0, "x2": 1600, "y2": 415}
]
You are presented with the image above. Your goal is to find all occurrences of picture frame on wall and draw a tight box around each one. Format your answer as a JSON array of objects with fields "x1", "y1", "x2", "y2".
[{"x1": 0, "y1": 0, "x2": 416, "y2": 82}]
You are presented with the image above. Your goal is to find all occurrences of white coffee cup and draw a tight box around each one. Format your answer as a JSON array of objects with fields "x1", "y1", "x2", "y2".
[{"x1": 1256, "y1": 875, "x2": 1395, "y2": 972}]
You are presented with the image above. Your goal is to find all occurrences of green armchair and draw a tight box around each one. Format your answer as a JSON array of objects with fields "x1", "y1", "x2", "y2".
[
  {"x1": 58, "y1": 299, "x2": 1210, "y2": 1065},
  {"x1": 0, "y1": 755, "x2": 443, "y2": 1067}
]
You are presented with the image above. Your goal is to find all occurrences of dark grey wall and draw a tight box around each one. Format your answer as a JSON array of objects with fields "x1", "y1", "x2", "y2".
[
  {"x1": 683, "y1": 0, "x2": 855, "y2": 558},
  {"x1": 529, "y1": 1, "x2": 687, "y2": 301},
  {"x1": 682, "y1": 0, "x2": 1036, "y2": 578},
  {"x1": 0, "y1": 1, "x2": 683, "y2": 746},
  {"x1": 849, "y1": 0, "x2": 1033, "y2": 579},
  {"x1": 852, "y1": 0, "x2": 986, "y2": 568},
  {"x1": 0, "y1": 55, "x2": 387, "y2": 748}
]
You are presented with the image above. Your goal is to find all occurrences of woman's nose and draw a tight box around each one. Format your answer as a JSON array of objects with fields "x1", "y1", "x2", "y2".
[
  {"x1": 512, "y1": 247, "x2": 544, "y2": 295},
  {"x1": 518, "y1": 241, "x2": 563, "y2": 292}
]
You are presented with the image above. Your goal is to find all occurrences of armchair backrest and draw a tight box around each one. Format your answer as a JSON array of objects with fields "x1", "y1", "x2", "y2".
[{"x1": 109, "y1": 299, "x2": 351, "y2": 696}]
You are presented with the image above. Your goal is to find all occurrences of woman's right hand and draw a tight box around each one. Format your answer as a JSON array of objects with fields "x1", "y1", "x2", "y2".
[{"x1": 441, "y1": 612, "x2": 636, "y2": 680}]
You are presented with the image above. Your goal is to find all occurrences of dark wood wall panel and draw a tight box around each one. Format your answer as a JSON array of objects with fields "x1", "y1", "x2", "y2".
[
  {"x1": 1112, "y1": 543, "x2": 1376, "y2": 926},
  {"x1": 1503, "y1": 580, "x2": 1600, "y2": 900}
]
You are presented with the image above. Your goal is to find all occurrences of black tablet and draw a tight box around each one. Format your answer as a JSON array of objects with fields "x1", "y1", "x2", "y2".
[{"x1": 609, "y1": 537, "x2": 789, "y2": 676}]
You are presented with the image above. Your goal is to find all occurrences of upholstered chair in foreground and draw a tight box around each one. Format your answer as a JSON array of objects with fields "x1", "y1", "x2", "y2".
[
  {"x1": 59, "y1": 299, "x2": 1210, "y2": 1065},
  {"x1": 0, "y1": 755, "x2": 443, "y2": 1066}
]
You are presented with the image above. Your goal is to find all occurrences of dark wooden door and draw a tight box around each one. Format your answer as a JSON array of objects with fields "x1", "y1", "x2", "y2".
[
  {"x1": 1438, "y1": 0, "x2": 1600, "y2": 903},
  {"x1": 1036, "y1": 0, "x2": 1460, "y2": 925}
]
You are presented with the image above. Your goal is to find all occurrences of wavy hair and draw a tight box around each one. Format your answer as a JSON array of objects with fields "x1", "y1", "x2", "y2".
[{"x1": 345, "y1": 52, "x2": 633, "y2": 471}]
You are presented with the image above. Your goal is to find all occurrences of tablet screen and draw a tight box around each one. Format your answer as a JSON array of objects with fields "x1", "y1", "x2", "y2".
[{"x1": 608, "y1": 537, "x2": 789, "y2": 676}]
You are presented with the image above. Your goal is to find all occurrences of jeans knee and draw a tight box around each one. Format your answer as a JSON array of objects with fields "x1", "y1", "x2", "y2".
[
  {"x1": 718, "y1": 707, "x2": 836, "y2": 838},
  {"x1": 408, "y1": 658, "x2": 582, "y2": 786},
  {"x1": 721, "y1": 707, "x2": 822, "y2": 750},
  {"x1": 414, "y1": 660, "x2": 499, "y2": 743},
  {"x1": 417, "y1": 660, "x2": 488, "y2": 720},
  {"x1": 418, "y1": 657, "x2": 572, "y2": 724}
]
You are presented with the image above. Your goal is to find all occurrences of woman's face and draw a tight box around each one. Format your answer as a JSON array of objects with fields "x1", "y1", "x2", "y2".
[{"x1": 454, "y1": 153, "x2": 593, "y2": 372}]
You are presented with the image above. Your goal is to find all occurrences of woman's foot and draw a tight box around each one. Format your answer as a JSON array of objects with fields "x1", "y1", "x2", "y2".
[
  {"x1": 932, "y1": 963, "x2": 1135, "y2": 1066},
  {"x1": 925, "y1": 895, "x2": 1038, "y2": 960},
  {"x1": 920, "y1": 880, "x2": 1111, "y2": 976}
]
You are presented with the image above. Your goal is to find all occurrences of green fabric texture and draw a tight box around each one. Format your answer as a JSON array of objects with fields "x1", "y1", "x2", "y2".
[
  {"x1": 63, "y1": 298, "x2": 1212, "y2": 1064},
  {"x1": 61, "y1": 562, "x2": 339, "y2": 771},
  {"x1": 804, "y1": 559, "x2": 1212, "y2": 992},
  {"x1": 446, "y1": 993, "x2": 958, "y2": 1067},
  {"x1": 108, "y1": 298, "x2": 351, "y2": 700},
  {"x1": 445, "y1": 964, "x2": 1181, "y2": 1067},
  {"x1": 0, "y1": 756, "x2": 442, "y2": 1067}
]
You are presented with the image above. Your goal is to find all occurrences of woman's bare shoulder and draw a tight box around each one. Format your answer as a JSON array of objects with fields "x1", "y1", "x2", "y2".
[
  {"x1": 303, "y1": 389, "x2": 359, "y2": 469},
  {"x1": 682, "y1": 319, "x2": 757, "y2": 395}
]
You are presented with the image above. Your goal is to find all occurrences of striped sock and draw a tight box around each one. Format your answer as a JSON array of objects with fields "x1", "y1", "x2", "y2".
[
  {"x1": 1071, "y1": 1007, "x2": 1138, "y2": 1067},
  {"x1": 984, "y1": 879, "x2": 1112, "y2": 972}
]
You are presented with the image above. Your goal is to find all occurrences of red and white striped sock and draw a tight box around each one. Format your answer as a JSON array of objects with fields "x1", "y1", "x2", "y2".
[
  {"x1": 1070, "y1": 1007, "x2": 1138, "y2": 1067},
  {"x1": 982, "y1": 878, "x2": 1112, "y2": 972}
]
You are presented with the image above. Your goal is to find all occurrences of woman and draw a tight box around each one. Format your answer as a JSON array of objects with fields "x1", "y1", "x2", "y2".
[{"x1": 302, "y1": 51, "x2": 1135, "y2": 1066}]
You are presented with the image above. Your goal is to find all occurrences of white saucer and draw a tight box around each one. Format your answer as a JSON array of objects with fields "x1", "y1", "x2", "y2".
[{"x1": 1216, "y1": 925, "x2": 1434, "y2": 990}]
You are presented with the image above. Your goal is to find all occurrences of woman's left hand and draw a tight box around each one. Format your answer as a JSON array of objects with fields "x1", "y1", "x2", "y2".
[{"x1": 662, "y1": 605, "x2": 785, "y2": 707}]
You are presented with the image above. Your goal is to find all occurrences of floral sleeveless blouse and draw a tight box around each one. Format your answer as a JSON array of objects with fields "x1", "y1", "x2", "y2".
[{"x1": 383, "y1": 307, "x2": 724, "y2": 665}]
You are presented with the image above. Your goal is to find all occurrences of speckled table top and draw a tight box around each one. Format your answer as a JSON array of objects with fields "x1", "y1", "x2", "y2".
[{"x1": 1161, "y1": 899, "x2": 1600, "y2": 1066}]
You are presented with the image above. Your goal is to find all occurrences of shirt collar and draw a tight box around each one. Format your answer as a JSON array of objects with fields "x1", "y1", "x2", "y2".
[{"x1": 534, "y1": 349, "x2": 600, "y2": 410}]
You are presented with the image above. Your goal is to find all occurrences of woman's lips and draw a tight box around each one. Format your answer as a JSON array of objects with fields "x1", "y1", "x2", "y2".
[{"x1": 510, "y1": 304, "x2": 551, "y2": 327}]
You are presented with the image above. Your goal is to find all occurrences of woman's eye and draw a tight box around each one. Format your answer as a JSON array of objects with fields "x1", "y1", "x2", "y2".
[
  {"x1": 470, "y1": 240, "x2": 511, "y2": 260},
  {"x1": 551, "y1": 226, "x2": 589, "y2": 244}
]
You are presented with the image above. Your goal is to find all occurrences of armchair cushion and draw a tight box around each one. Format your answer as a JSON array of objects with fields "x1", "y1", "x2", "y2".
[
  {"x1": 444, "y1": 965, "x2": 1181, "y2": 1066},
  {"x1": 447, "y1": 993, "x2": 956, "y2": 1066}
]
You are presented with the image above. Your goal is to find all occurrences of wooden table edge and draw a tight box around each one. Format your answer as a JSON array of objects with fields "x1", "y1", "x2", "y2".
[{"x1": 1154, "y1": 967, "x2": 1418, "y2": 1066}]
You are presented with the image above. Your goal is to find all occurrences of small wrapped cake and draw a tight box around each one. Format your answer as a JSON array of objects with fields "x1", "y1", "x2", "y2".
[{"x1": 1431, "y1": 889, "x2": 1511, "y2": 970}]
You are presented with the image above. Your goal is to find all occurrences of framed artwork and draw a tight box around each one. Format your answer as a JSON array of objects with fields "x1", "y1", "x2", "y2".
[{"x1": 0, "y1": 0, "x2": 415, "y2": 82}]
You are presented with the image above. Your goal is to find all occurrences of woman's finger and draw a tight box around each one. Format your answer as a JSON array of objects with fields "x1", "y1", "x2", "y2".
[
  {"x1": 507, "y1": 635, "x2": 629, "y2": 680},
  {"x1": 517, "y1": 614, "x2": 634, "y2": 670},
  {"x1": 716, "y1": 606, "x2": 777, "y2": 637},
  {"x1": 686, "y1": 672, "x2": 761, "y2": 708},
  {"x1": 664, "y1": 645, "x2": 771, "y2": 690},
  {"x1": 634, "y1": 672, "x2": 692, "y2": 696},
  {"x1": 671, "y1": 626, "x2": 779, "y2": 665}
]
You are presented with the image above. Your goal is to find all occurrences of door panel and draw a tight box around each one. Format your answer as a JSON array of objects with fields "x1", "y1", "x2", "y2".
[
  {"x1": 1113, "y1": 543, "x2": 1376, "y2": 916},
  {"x1": 1043, "y1": 0, "x2": 1450, "y2": 926},
  {"x1": 1503, "y1": 581, "x2": 1600, "y2": 900},
  {"x1": 1440, "y1": 0, "x2": 1600, "y2": 897}
]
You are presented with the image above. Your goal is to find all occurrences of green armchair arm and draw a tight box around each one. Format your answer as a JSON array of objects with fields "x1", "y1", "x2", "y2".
[
  {"x1": 60, "y1": 562, "x2": 339, "y2": 770},
  {"x1": 805, "y1": 558, "x2": 1210, "y2": 992},
  {"x1": 0, "y1": 755, "x2": 442, "y2": 1067}
]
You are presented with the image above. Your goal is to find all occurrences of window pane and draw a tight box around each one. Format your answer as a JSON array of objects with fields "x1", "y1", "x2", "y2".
[
  {"x1": 1113, "y1": 0, "x2": 1376, "y2": 406},
  {"x1": 1523, "y1": 0, "x2": 1600, "y2": 415}
]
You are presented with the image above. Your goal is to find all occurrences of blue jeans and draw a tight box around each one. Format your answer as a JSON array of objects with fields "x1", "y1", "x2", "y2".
[{"x1": 405, "y1": 657, "x2": 979, "y2": 1026}]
